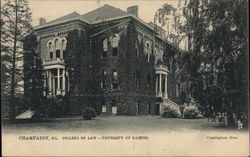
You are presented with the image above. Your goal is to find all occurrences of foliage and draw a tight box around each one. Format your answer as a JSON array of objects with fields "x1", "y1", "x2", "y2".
[
  {"x1": 162, "y1": 105, "x2": 181, "y2": 118},
  {"x1": 82, "y1": 107, "x2": 97, "y2": 120},
  {"x1": 183, "y1": 105, "x2": 199, "y2": 119},
  {"x1": 1, "y1": 0, "x2": 33, "y2": 120},
  {"x1": 156, "y1": 0, "x2": 248, "y2": 123},
  {"x1": 34, "y1": 96, "x2": 68, "y2": 118},
  {"x1": 23, "y1": 33, "x2": 44, "y2": 111}
]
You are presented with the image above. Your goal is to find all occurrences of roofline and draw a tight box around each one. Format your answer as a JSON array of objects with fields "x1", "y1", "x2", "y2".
[
  {"x1": 34, "y1": 13, "x2": 155, "y2": 31},
  {"x1": 34, "y1": 16, "x2": 90, "y2": 30},
  {"x1": 34, "y1": 13, "x2": 167, "y2": 42}
]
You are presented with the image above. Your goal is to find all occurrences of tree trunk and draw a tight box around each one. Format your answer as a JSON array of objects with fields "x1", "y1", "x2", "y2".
[{"x1": 9, "y1": 0, "x2": 18, "y2": 120}]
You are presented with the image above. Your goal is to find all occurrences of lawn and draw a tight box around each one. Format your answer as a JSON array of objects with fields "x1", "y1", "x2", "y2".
[{"x1": 2, "y1": 115, "x2": 243, "y2": 134}]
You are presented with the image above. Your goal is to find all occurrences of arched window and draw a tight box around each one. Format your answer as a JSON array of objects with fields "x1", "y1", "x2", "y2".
[
  {"x1": 61, "y1": 39, "x2": 67, "y2": 59},
  {"x1": 61, "y1": 39, "x2": 67, "y2": 50},
  {"x1": 160, "y1": 48, "x2": 164, "y2": 62},
  {"x1": 102, "y1": 39, "x2": 108, "y2": 58},
  {"x1": 48, "y1": 42, "x2": 53, "y2": 59},
  {"x1": 54, "y1": 38, "x2": 60, "y2": 58},
  {"x1": 146, "y1": 42, "x2": 150, "y2": 52},
  {"x1": 112, "y1": 34, "x2": 119, "y2": 56},
  {"x1": 145, "y1": 41, "x2": 151, "y2": 62}
]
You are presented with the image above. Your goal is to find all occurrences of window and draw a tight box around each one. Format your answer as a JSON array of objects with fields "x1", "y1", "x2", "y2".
[
  {"x1": 145, "y1": 41, "x2": 151, "y2": 62},
  {"x1": 50, "y1": 52, "x2": 54, "y2": 59},
  {"x1": 55, "y1": 39, "x2": 61, "y2": 58},
  {"x1": 102, "y1": 105, "x2": 107, "y2": 113},
  {"x1": 112, "y1": 83, "x2": 118, "y2": 89},
  {"x1": 111, "y1": 100, "x2": 117, "y2": 115},
  {"x1": 103, "y1": 39, "x2": 108, "y2": 58},
  {"x1": 56, "y1": 50, "x2": 60, "y2": 58},
  {"x1": 48, "y1": 42, "x2": 53, "y2": 59},
  {"x1": 61, "y1": 39, "x2": 67, "y2": 58},
  {"x1": 135, "y1": 71, "x2": 140, "y2": 89},
  {"x1": 102, "y1": 70, "x2": 107, "y2": 89},
  {"x1": 112, "y1": 69, "x2": 118, "y2": 79},
  {"x1": 103, "y1": 51, "x2": 107, "y2": 58},
  {"x1": 55, "y1": 39, "x2": 60, "y2": 50},
  {"x1": 146, "y1": 73, "x2": 151, "y2": 87},
  {"x1": 160, "y1": 48, "x2": 164, "y2": 62},
  {"x1": 135, "y1": 39, "x2": 139, "y2": 58},
  {"x1": 112, "y1": 69, "x2": 118, "y2": 89},
  {"x1": 112, "y1": 34, "x2": 119, "y2": 47},
  {"x1": 112, "y1": 34, "x2": 119, "y2": 56},
  {"x1": 112, "y1": 48, "x2": 118, "y2": 56},
  {"x1": 61, "y1": 39, "x2": 66, "y2": 50},
  {"x1": 48, "y1": 42, "x2": 53, "y2": 51}
]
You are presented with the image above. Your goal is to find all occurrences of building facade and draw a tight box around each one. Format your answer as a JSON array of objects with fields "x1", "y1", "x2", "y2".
[{"x1": 32, "y1": 5, "x2": 181, "y2": 116}]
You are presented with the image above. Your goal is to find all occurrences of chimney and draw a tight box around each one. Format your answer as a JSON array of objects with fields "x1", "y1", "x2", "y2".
[
  {"x1": 39, "y1": 17, "x2": 46, "y2": 25},
  {"x1": 127, "y1": 5, "x2": 138, "y2": 17}
]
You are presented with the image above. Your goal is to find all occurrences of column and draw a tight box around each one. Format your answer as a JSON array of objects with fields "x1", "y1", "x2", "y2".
[
  {"x1": 159, "y1": 73, "x2": 162, "y2": 97},
  {"x1": 67, "y1": 70, "x2": 70, "y2": 91},
  {"x1": 52, "y1": 75, "x2": 55, "y2": 96},
  {"x1": 62, "y1": 69, "x2": 65, "y2": 95},
  {"x1": 165, "y1": 74, "x2": 168, "y2": 98},
  {"x1": 49, "y1": 70, "x2": 52, "y2": 96},
  {"x1": 43, "y1": 71, "x2": 47, "y2": 96},
  {"x1": 156, "y1": 74, "x2": 158, "y2": 93},
  {"x1": 57, "y1": 68, "x2": 60, "y2": 95}
]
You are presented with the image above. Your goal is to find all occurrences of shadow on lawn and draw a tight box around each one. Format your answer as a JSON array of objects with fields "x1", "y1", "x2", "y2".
[{"x1": 2, "y1": 117, "x2": 97, "y2": 125}]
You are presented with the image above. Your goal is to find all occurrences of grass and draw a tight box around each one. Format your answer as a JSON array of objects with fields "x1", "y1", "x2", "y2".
[{"x1": 2, "y1": 115, "x2": 246, "y2": 134}]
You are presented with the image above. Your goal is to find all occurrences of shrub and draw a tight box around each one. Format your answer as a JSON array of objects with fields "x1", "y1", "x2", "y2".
[
  {"x1": 183, "y1": 106, "x2": 199, "y2": 119},
  {"x1": 162, "y1": 105, "x2": 181, "y2": 118},
  {"x1": 35, "y1": 96, "x2": 68, "y2": 118},
  {"x1": 82, "y1": 107, "x2": 96, "y2": 120}
]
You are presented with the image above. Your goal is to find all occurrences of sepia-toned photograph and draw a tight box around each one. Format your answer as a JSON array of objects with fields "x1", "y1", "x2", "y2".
[{"x1": 1, "y1": 0, "x2": 249, "y2": 156}]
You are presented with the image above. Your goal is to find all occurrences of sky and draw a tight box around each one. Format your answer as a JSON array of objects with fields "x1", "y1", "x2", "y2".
[{"x1": 29, "y1": 0, "x2": 179, "y2": 27}]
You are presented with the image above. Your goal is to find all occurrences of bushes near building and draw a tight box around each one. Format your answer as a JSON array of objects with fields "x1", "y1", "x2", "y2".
[
  {"x1": 162, "y1": 105, "x2": 181, "y2": 118},
  {"x1": 183, "y1": 106, "x2": 200, "y2": 119},
  {"x1": 34, "y1": 96, "x2": 68, "y2": 118},
  {"x1": 82, "y1": 107, "x2": 96, "y2": 120}
]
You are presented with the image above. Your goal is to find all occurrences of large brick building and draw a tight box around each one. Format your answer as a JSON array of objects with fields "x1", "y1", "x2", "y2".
[{"x1": 32, "y1": 4, "x2": 181, "y2": 116}]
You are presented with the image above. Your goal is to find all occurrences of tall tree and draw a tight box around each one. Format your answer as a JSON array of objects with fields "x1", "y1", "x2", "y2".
[
  {"x1": 156, "y1": 0, "x2": 248, "y2": 123},
  {"x1": 23, "y1": 33, "x2": 44, "y2": 111},
  {"x1": 1, "y1": 0, "x2": 32, "y2": 119},
  {"x1": 202, "y1": 0, "x2": 248, "y2": 116}
]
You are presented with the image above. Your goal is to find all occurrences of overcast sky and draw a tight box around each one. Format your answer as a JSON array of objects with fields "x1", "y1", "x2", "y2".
[{"x1": 29, "y1": 0, "x2": 178, "y2": 27}]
